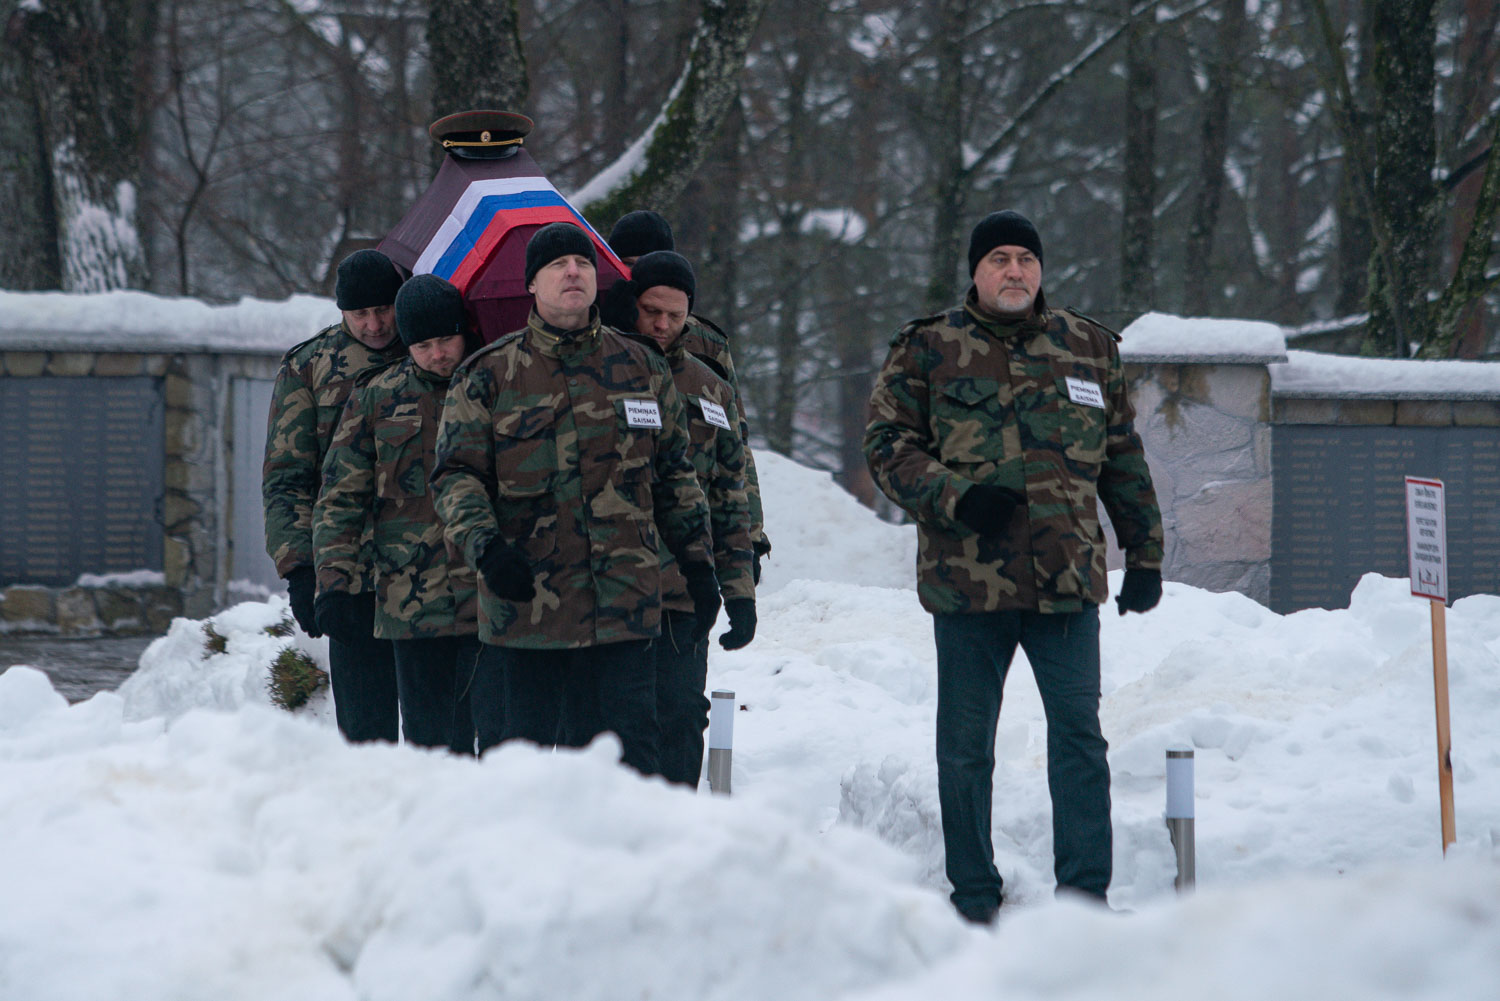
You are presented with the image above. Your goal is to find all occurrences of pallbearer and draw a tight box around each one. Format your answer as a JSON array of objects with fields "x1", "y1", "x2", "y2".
[
  {"x1": 314, "y1": 275, "x2": 483, "y2": 752},
  {"x1": 620, "y1": 251, "x2": 757, "y2": 788},
  {"x1": 263, "y1": 250, "x2": 405, "y2": 742}
]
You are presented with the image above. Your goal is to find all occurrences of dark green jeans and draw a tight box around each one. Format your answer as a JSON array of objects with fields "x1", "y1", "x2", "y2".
[{"x1": 933, "y1": 605, "x2": 1109, "y2": 919}]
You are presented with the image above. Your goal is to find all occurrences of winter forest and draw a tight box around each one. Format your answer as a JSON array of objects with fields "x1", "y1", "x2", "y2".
[{"x1": 2, "y1": 0, "x2": 1498, "y2": 497}]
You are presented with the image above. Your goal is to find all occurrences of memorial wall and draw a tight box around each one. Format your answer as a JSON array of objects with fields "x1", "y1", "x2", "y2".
[{"x1": 0, "y1": 377, "x2": 165, "y2": 587}]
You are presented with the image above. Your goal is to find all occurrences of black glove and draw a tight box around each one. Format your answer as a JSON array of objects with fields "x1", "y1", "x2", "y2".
[
  {"x1": 598, "y1": 278, "x2": 639, "y2": 333},
  {"x1": 1115, "y1": 568, "x2": 1163, "y2": 615},
  {"x1": 955, "y1": 485, "x2": 1024, "y2": 538},
  {"x1": 285, "y1": 566, "x2": 321, "y2": 638},
  {"x1": 751, "y1": 536, "x2": 771, "y2": 586},
  {"x1": 314, "y1": 591, "x2": 376, "y2": 645},
  {"x1": 681, "y1": 562, "x2": 722, "y2": 639},
  {"x1": 478, "y1": 539, "x2": 536, "y2": 602},
  {"x1": 719, "y1": 598, "x2": 756, "y2": 651}
]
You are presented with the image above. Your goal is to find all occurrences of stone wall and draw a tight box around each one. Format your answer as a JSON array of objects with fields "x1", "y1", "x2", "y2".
[
  {"x1": 0, "y1": 347, "x2": 280, "y2": 634},
  {"x1": 1124, "y1": 362, "x2": 1274, "y2": 603}
]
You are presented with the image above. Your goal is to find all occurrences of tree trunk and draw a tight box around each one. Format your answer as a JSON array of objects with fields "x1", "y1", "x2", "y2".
[
  {"x1": 924, "y1": 0, "x2": 970, "y2": 312},
  {"x1": 0, "y1": 3, "x2": 62, "y2": 290},
  {"x1": 1182, "y1": 0, "x2": 1245, "y2": 316},
  {"x1": 1364, "y1": 0, "x2": 1438, "y2": 356},
  {"x1": 573, "y1": 0, "x2": 772, "y2": 225},
  {"x1": 8, "y1": 0, "x2": 155, "y2": 291},
  {"x1": 427, "y1": 0, "x2": 529, "y2": 121},
  {"x1": 1119, "y1": 0, "x2": 1158, "y2": 319},
  {"x1": 1333, "y1": 5, "x2": 1374, "y2": 317}
]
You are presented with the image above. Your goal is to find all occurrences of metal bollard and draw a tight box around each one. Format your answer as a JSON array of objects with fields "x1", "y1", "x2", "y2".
[
  {"x1": 1166, "y1": 747, "x2": 1195, "y2": 891},
  {"x1": 707, "y1": 689, "x2": 735, "y2": 795}
]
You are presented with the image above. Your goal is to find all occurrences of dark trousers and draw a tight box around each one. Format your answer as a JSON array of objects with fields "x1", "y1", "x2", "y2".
[
  {"x1": 328, "y1": 629, "x2": 399, "y2": 743},
  {"x1": 471, "y1": 638, "x2": 660, "y2": 776},
  {"x1": 933, "y1": 605, "x2": 1110, "y2": 916},
  {"x1": 391, "y1": 635, "x2": 481, "y2": 754},
  {"x1": 655, "y1": 610, "x2": 711, "y2": 788}
]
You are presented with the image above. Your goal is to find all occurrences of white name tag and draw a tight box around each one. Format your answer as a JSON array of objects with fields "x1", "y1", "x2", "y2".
[
  {"x1": 623, "y1": 398, "x2": 663, "y2": 429},
  {"x1": 697, "y1": 398, "x2": 732, "y2": 431},
  {"x1": 1065, "y1": 376, "x2": 1107, "y2": 410}
]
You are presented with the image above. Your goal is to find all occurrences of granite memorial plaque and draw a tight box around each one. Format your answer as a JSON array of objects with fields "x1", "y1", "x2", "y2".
[
  {"x1": 1272, "y1": 426, "x2": 1500, "y2": 612},
  {"x1": 0, "y1": 377, "x2": 165, "y2": 586}
]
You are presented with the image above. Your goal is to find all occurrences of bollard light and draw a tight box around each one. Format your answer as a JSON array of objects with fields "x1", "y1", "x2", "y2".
[
  {"x1": 1166, "y1": 746, "x2": 1195, "y2": 892},
  {"x1": 707, "y1": 689, "x2": 735, "y2": 795}
]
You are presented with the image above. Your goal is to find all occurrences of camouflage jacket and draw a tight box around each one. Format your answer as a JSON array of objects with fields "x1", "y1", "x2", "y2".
[
  {"x1": 314, "y1": 358, "x2": 479, "y2": 640},
  {"x1": 683, "y1": 314, "x2": 768, "y2": 554},
  {"x1": 432, "y1": 308, "x2": 714, "y2": 649},
  {"x1": 262, "y1": 322, "x2": 405, "y2": 588},
  {"x1": 864, "y1": 289, "x2": 1163, "y2": 615},
  {"x1": 648, "y1": 337, "x2": 756, "y2": 613}
]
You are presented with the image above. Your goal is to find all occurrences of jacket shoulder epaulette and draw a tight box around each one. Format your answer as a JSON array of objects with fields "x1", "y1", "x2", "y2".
[
  {"x1": 354, "y1": 356, "x2": 405, "y2": 389},
  {"x1": 689, "y1": 313, "x2": 731, "y2": 342},
  {"x1": 1062, "y1": 307, "x2": 1122, "y2": 343},
  {"x1": 280, "y1": 322, "x2": 343, "y2": 365},
  {"x1": 618, "y1": 329, "x2": 666, "y2": 357},
  {"x1": 890, "y1": 312, "x2": 948, "y2": 346}
]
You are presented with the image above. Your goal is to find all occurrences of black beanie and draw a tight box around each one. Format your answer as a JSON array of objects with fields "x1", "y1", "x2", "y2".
[
  {"x1": 395, "y1": 274, "x2": 467, "y2": 346},
  {"x1": 525, "y1": 223, "x2": 597, "y2": 287},
  {"x1": 629, "y1": 251, "x2": 695, "y2": 307},
  {"x1": 608, "y1": 210, "x2": 674, "y2": 260},
  {"x1": 967, "y1": 210, "x2": 1044, "y2": 275},
  {"x1": 335, "y1": 249, "x2": 404, "y2": 310}
]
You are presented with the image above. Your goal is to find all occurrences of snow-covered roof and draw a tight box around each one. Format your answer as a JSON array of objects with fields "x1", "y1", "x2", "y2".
[
  {"x1": 1118, "y1": 312, "x2": 1288, "y2": 363},
  {"x1": 0, "y1": 290, "x2": 339, "y2": 356},
  {"x1": 1272, "y1": 349, "x2": 1500, "y2": 400}
]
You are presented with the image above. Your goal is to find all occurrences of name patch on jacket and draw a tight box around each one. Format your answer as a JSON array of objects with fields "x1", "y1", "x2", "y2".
[
  {"x1": 697, "y1": 398, "x2": 732, "y2": 431},
  {"x1": 1064, "y1": 376, "x2": 1106, "y2": 409},
  {"x1": 624, "y1": 398, "x2": 663, "y2": 428}
]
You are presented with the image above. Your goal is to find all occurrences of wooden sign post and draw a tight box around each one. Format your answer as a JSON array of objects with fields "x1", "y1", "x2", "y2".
[{"x1": 1405, "y1": 476, "x2": 1455, "y2": 854}]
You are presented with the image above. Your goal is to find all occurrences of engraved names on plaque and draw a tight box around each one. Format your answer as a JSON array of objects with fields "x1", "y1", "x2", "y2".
[
  {"x1": 0, "y1": 377, "x2": 165, "y2": 586},
  {"x1": 1272, "y1": 425, "x2": 1500, "y2": 613}
]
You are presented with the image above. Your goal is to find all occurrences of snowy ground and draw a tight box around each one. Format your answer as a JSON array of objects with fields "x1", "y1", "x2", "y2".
[{"x1": 3, "y1": 451, "x2": 1499, "y2": 999}]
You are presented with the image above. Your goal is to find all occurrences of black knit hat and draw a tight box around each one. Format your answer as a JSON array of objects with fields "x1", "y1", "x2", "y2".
[
  {"x1": 394, "y1": 274, "x2": 467, "y2": 347},
  {"x1": 525, "y1": 223, "x2": 597, "y2": 287},
  {"x1": 967, "y1": 210, "x2": 1044, "y2": 275},
  {"x1": 629, "y1": 251, "x2": 695, "y2": 307},
  {"x1": 608, "y1": 210, "x2": 674, "y2": 260},
  {"x1": 335, "y1": 249, "x2": 404, "y2": 310}
]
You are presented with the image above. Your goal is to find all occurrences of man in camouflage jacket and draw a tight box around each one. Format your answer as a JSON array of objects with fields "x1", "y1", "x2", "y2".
[
  {"x1": 314, "y1": 275, "x2": 483, "y2": 753},
  {"x1": 865, "y1": 210, "x2": 1164, "y2": 923},
  {"x1": 432, "y1": 223, "x2": 718, "y2": 775},
  {"x1": 623, "y1": 251, "x2": 757, "y2": 788},
  {"x1": 604, "y1": 210, "x2": 773, "y2": 580},
  {"x1": 263, "y1": 249, "x2": 405, "y2": 742}
]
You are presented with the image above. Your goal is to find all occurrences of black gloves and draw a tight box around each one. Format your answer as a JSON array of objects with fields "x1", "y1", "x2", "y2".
[
  {"x1": 314, "y1": 591, "x2": 376, "y2": 645},
  {"x1": 1115, "y1": 568, "x2": 1163, "y2": 615},
  {"x1": 719, "y1": 598, "x2": 756, "y2": 650},
  {"x1": 955, "y1": 484, "x2": 1025, "y2": 538},
  {"x1": 285, "y1": 566, "x2": 321, "y2": 638},
  {"x1": 681, "y1": 562, "x2": 722, "y2": 639},
  {"x1": 751, "y1": 536, "x2": 772, "y2": 586},
  {"x1": 598, "y1": 278, "x2": 639, "y2": 333},
  {"x1": 478, "y1": 539, "x2": 537, "y2": 602}
]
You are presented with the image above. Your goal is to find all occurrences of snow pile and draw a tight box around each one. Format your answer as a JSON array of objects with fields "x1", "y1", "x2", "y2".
[
  {"x1": 0, "y1": 671, "x2": 965, "y2": 1001},
  {"x1": 1119, "y1": 312, "x2": 1288, "y2": 361},
  {"x1": 0, "y1": 288, "x2": 337, "y2": 354},
  {"x1": 1272, "y1": 348, "x2": 1500, "y2": 399},
  {"x1": 754, "y1": 450, "x2": 917, "y2": 594},
  {"x1": 117, "y1": 598, "x2": 332, "y2": 726}
]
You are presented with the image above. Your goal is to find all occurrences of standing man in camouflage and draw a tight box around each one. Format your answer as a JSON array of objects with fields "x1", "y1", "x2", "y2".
[
  {"x1": 314, "y1": 274, "x2": 482, "y2": 752},
  {"x1": 624, "y1": 251, "x2": 757, "y2": 787},
  {"x1": 603, "y1": 210, "x2": 774, "y2": 584},
  {"x1": 432, "y1": 223, "x2": 718, "y2": 776},
  {"x1": 864, "y1": 210, "x2": 1164, "y2": 924},
  {"x1": 263, "y1": 249, "x2": 405, "y2": 743}
]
